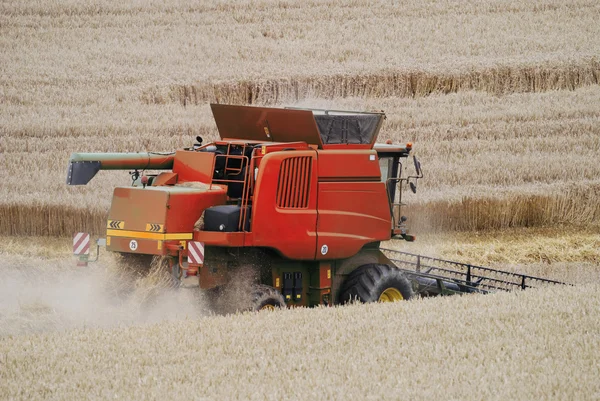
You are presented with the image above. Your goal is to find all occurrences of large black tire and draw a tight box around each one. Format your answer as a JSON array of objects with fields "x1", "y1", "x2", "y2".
[
  {"x1": 252, "y1": 284, "x2": 286, "y2": 311},
  {"x1": 203, "y1": 284, "x2": 285, "y2": 314},
  {"x1": 339, "y1": 264, "x2": 413, "y2": 303}
]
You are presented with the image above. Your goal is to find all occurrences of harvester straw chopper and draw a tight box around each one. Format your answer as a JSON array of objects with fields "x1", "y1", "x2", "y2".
[{"x1": 67, "y1": 104, "x2": 565, "y2": 310}]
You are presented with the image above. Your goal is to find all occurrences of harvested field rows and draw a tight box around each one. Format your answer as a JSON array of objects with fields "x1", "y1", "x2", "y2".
[
  {"x1": 1, "y1": 230, "x2": 599, "y2": 394},
  {"x1": 2, "y1": 227, "x2": 598, "y2": 269},
  {"x1": 2, "y1": 227, "x2": 597, "y2": 338},
  {"x1": 1, "y1": 283, "x2": 599, "y2": 400}
]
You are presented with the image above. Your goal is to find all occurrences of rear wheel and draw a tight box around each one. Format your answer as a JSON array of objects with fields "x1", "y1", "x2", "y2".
[
  {"x1": 252, "y1": 285, "x2": 286, "y2": 311},
  {"x1": 202, "y1": 284, "x2": 286, "y2": 314},
  {"x1": 339, "y1": 264, "x2": 413, "y2": 304}
]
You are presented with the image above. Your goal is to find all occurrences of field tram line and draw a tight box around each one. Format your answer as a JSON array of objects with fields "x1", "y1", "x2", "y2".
[{"x1": 142, "y1": 59, "x2": 600, "y2": 106}]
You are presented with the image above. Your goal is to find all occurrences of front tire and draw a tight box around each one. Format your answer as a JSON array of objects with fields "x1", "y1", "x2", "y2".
[{"x1": 339, "y1": 264, "x2": 413, "y2": 304}]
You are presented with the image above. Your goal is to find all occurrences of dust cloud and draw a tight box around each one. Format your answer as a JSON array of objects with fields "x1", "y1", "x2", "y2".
[{"x1": 0, "y1": 255, "x2": 210, "y2": 336}]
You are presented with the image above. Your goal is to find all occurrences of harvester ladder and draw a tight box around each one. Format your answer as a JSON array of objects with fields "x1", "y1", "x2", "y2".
[
  {"x1": 385, "y1": 157, "x2": 412, "y2": 232},
  {"x1": 209, "y1": 144, "x2": 253, "y2": 231}
]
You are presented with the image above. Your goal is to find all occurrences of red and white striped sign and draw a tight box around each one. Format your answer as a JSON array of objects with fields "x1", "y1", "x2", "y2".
[
  {"x1": 73, "y1": 233, "x2": 90, "y2": 255},
  {"x1": 187, "y1": 241, "x2": 205, "y2": 265}
]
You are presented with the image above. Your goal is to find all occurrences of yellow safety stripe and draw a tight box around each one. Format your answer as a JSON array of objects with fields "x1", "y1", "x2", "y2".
[{"x1": 106, "y1": 229, "x2": 193, "y2": 241}]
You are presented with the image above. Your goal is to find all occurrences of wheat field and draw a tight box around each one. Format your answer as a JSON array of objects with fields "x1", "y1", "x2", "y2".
[
  {"x1": 1, "y1": 0, "x2": 600, "y2": 235},
  {"x1": 1, "y1": 0, "x2": 600, "y2": 398},
  {"x1": 2, "y1": 87, "x2": 600, "y2": 235},
  {"x1": 1, "y1": 282, "x2": 599, "y2": 400},
  {"x1": 1, "y1": 229, "x2": 599, "y2": 397}
]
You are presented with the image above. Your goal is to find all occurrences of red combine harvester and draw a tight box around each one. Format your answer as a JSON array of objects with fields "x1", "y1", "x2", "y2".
[{"x1": 67, "y1": 104, "x2": 565, "y2": 310}]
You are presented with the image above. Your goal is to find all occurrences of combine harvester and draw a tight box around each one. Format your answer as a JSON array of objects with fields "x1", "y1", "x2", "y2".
[{"x1": 67, "y1": 104, "x2": 565, "y2": 310}]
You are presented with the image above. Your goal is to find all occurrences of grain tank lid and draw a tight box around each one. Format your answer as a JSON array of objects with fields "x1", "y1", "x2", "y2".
[{"x1": 210, "y1": 104, "x2": 324, "y2": 148}]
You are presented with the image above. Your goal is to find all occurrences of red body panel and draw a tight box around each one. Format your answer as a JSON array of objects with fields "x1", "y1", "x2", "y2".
[
  {"x1": 251, "y1": 150, "x2": 319, "y2": 259},
  {"x1": 166, "y1": 187, "x2": 226, "y2": 233},
  {"x1": 312, "y1": 149, "x2": 390, "y2": 259},
  {"x1": 106, "y1": 186, "x2": 226, "y2": 255},
  {"x1": 153, "y1": 172, "x2": 178, "y2": 186},
  {"x1": 317, "y1": 150, "x2": 380, "y2": 181},
  {"x1": 172, "y1": 150, "x2": 215, "y2": 183},
  {"x1": 246, "y1": 148, "x2": 391, "y2": 260},
  {"x1": 316, "y1": 182, "x2": 391, "y2": 259},
  {"x1": 108, "y1": 186, "x2": 226, "y2": 233},
  {"x1": 109, "y1": 187, "x2": 168, "y2": 232}
]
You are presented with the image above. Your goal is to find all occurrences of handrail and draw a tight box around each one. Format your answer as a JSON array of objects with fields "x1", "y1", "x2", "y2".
[{"x1": 208, "y1": 147, "x2": 253, "y2": 232}]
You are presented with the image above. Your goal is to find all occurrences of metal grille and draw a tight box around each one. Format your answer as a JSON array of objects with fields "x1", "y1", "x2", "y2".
[{"x1": 276, "y1": 156, "x2": 312, "y2": 208}]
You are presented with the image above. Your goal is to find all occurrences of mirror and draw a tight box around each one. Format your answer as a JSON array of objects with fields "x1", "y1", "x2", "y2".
[
  {"x1": 409, "y1": 182, "x2": 417, "y2": 193},
  {"x1": 196, "y1": 136, "x2": 203, "y2": 144},
  {"x1": 413, "y1": 155, "x2": 422, "y2": 176}
]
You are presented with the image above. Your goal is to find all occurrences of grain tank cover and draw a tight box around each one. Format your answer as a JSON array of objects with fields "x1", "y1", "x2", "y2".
[
  {"x1": 210, "y1": 104, "x2": 385, "y2": 149},
  {"x1": 210, "y1": 104, "x2": 324, "y2": 148}
]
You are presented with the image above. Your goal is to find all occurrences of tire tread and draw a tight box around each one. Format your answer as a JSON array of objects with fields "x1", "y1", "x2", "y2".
[{"x1": 339, "y1": 263, "x2": 413, "y2": 303}]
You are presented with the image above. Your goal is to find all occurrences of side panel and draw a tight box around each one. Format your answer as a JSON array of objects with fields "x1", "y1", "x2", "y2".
[
  {"x1": 165, "y1": 188, "x2": 227, "y2": 233},
  {"x1": 172, "y1": 150, "x2": 215, "y2": 183},
  {"x1": 316, "y1": 181, "x2": 391, "y2": 260},
  {"x1": 108, "y1": 187, "x2": 168, "y2": 233},
  {"x1": 251, "y1": 150, "x2": 318, "y2": 260},
  {"x1": 106, "y1": 186, "x2": 227, "y2": 255},
  {"x1": 317, "y1": 150, "x2": 380, "y2": 181}
]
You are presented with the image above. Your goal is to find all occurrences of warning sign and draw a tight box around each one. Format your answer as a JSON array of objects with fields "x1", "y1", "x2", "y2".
[
  {"x1": 187, "y1": 241, "x2": 205, "y2": 265},
  {"x1": 73, "y1": 233, "x2": 90, "y2": 255}
]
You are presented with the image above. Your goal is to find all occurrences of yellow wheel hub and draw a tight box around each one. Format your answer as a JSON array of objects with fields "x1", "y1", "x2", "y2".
[
  {"x1": 260, "y1": 304, "x2": 276, "y2": 311},
  {"x1": 378, "y1": 287, "x2": 404, "y2": 302}
]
